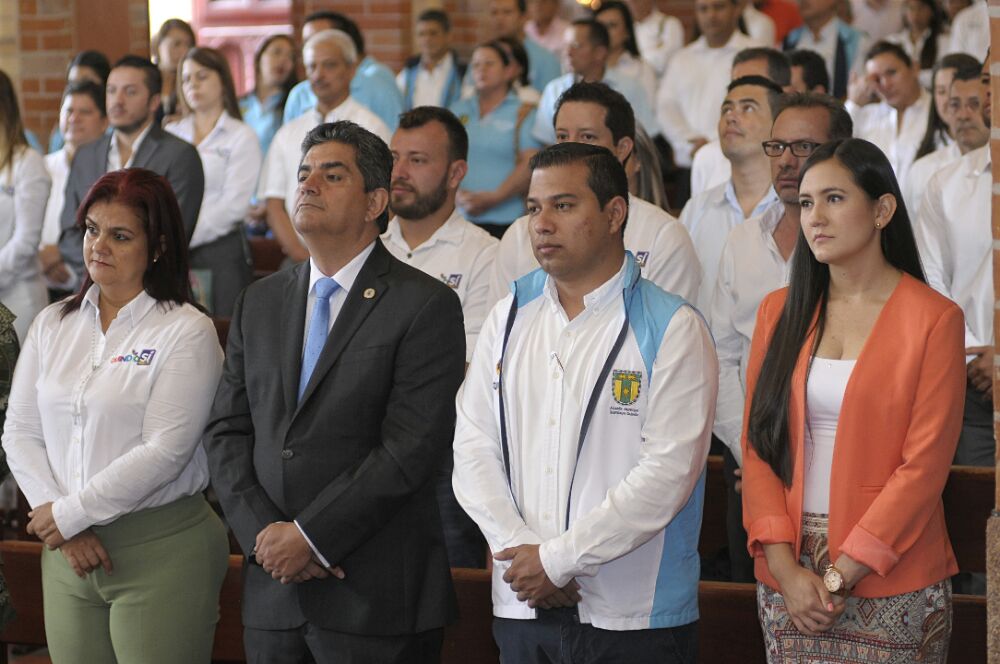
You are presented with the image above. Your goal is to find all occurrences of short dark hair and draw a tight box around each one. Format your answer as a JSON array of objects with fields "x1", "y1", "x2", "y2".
[
  {"x1": 112, "y1": 55, "x2": 162, "y2": 96},
  {"x1": 304, "y1": 11, "x2": 365, "y2": 55},
  {"x1": 62, "y1": 168, "x2": 196, "y2": 318},
  {"x1": 865, "y1": 40, "x2": 912, "y2": 68},
  {"x1": 529, "y1": 142, "x2": 630, "y2": 220},
  {"x1": 572, "y1": 18, "x2": 611, "y2": 50},
  {"x1": 554, "y1": 81, "x2": 635, "y2": 144},
  {"x1": 496, "y1": 36, "x2": 531, "y2": 87},
  {"x1": 514, "y1": 0, "x2": 527, "y2": 13},
  {"x1": 398, "y1": 106, "x2": 469, "y2": 162},
  {"x1": 773, "y1": 92, "x2": 853, "y2": 139},
  {"x1": 417, "y1": 8, "x2": 450, "y2": 31},
  {"x1": 63, "y1": 80, "x2": 106, "y2": 116},
  {"x1": 728, "y1": 75, "x2": 784, "y2": 114},
  {"x1": 951, "y1": 60, "x2": 985, "y2": 84},
  {"x1": 733, "y1": 47, "x2": 791, "y2": 87},
  {"x1": 787, "y1": 49, "x2": 830, "y2": 92},
  {"x1": 68, "y1": 50, "x2": 111, "y2": 84},
  {"x1": 301, "y1": 121, "x2": 392, "y2": 232}
]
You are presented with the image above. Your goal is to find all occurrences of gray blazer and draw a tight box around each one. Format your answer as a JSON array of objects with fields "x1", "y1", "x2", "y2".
[
  {"x1": 57, "y1": 125, "x2": 205, "y2": 276},
  {"x1": 204, "y1": 240, "x2": 465, "y2": 635}
]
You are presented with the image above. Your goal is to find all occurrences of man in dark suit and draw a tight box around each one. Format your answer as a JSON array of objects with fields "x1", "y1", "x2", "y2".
[
  {"x1": 54, "y1": 55, "x2": 204, "y2": 286},
  {"x1": 204, "y1": 121, "x2": 465, "y2": 662}
]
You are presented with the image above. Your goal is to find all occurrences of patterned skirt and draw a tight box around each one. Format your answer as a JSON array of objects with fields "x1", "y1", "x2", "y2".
[{"x1": 757, "y1": 513, "x2": 952, "y2": 663}]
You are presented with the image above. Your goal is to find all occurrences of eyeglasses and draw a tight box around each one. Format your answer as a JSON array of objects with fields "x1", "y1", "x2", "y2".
[{"x1": 762, "y1": 140, "x2": 821, "y2": 158}]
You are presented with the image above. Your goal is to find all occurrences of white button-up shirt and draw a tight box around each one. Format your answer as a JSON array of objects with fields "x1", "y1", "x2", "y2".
[
  {"x1": 258, "y1": 97, "x2": 391, "y2": 221},
  {"x1": 656, "y1": 31, "x2": 762, "y2": 167},
  {"x1": 42, "y1": 148, "x2": 70, "y2": 247},
  {"x1": 903, "y1": 139, "x2": 959, "y2": 218},
  {"x1": 946, "y1": 0, "x2": 989, "y2": 61},
  {"x1": 915, "y1": 143, "x2": 992, "y2": 349},
  {"x1": 633, "y1": 9, "x2": 685, "y2": 77},
  {"x1": 106, "y1": 122, "x2": 153, "y2": 171},
  {"x1": 846, "y1": 89, "x2": 931, "y2": 188},
  {"x1": 3, "y1": 288, "x2": 224, "y2": 540},
  {"x1": 690, "y1": 139, "x2": 731, "y2": 199},
  {"x1": 680, "y1": 180, "x2": 780, "y2": 315},
  {"x1": 166, "y1": 113, "x2": 262, "y2": 248},
  {"x1": 744, "y1": 5, "x2": 777, "y2": 46},
  {"x1": 710, "y1": 205, "x2": 793, "y2": 461},
  {"x1": 607, "y1": 52, "x2": 659, "y2": 107},
  {"x1": 395, "y1": 52, "x2": 458, "y2": 109},
  {"x1": 491, "y1": 195, "x2": 701, "y2": 305},
  {"x1": 382, "y1": 211, "x2": 497, "y2": 361}
]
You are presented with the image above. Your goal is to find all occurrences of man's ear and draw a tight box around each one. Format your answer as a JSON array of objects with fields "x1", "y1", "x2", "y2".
[
  {"x1": 366, "y1": 188, "x2": 390, "y2": 224},
  {"x1": 606, "y1": 195, "x2": 628, "y2": 236}
]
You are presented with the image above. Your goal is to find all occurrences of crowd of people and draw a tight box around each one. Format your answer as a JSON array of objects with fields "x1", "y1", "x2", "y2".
[{"x1": 0, "y1": 0, "x2": 993, "y2": 661}]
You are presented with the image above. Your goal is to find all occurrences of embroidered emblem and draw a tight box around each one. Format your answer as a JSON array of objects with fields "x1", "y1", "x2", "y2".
[
  {"x1": 611, "y1": 370, "x2": 641, "y2": 406},
  {"x1": 441, "y1": 274, "x2": 462, "y2": 289},
  {"x1": 111, "y1": 349, "x2": 157, "y2": 366},
  {"x1": 635, "y1": 251, "x2": 649, "y2": 268}
]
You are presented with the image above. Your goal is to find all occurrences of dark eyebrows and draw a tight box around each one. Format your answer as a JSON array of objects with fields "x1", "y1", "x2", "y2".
[
  {"x1": 298, "y1": 160, "x2": 350, "y2": 176},
  {"x1": 525, "y1": 192, "x2": 580, "y2": 205}
]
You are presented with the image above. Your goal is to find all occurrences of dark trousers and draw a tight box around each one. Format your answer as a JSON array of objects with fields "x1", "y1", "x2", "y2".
[
  {"x1": 435, "y1": 456, "x2": 486, "y2": 568},
  {"x1": 493, "y1": 608, "x2": 697, "y2": 664},
  {"x1": 954, "y1": 377, "x2": 995, "y2": 466},
  {"x1": 723, "y1": 447, "x2": 755, "y2": 582},
  {"x1": 189, "y1": 225, "x2": 253, "y2": 318},
  {"x1": 244, "y1": 623, "x2": 443, "y2": 664}
]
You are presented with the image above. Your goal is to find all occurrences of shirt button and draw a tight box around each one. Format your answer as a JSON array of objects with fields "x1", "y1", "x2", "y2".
[
  {"x1": 548, "y1": 419, "x2": 555, "y2": 427},
  {"x1": 543, "y1": 512, "x2": 551, "y2": 521},
  {"x1": 406, "y1": 252, "x2": 413, "y2": 259},
  {"x1": 545, "y1": 467, "x2": 553, "y2": 475},
  {"x1": 281, "y1": 449, "x2": 294, "y2": 460}
]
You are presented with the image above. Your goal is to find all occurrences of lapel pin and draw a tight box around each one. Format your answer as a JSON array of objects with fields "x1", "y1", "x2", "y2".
[{"x1": 363, "y1": 288, "x2": 376, "y2": 299}]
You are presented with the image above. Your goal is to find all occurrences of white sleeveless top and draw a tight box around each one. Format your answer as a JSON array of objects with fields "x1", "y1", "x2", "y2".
[{"x1": 803, "y1": 358, "x2": 856, "y2": 514}]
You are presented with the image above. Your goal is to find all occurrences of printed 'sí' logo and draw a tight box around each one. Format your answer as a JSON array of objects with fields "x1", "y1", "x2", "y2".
[
  {"x1": 441, "y1": 273, "x2": 463, "y2": 289},
  {"x1": 611, "y1": 370, "x2": 642, "y2": 406},
  {"x1": 110, "y1": 349, "x2": 157, "y2": 366},
  {"x1": 635, "y1": 251, "x2": 649, "y2": 268}
]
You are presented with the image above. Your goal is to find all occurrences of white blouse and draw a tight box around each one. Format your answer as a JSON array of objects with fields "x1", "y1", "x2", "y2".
[
  {"x1": 3, "y1": 287, "x2": 224, "y2": 540},
  {"x1": 802, "y1": 358, "x2": 856, "y2": 514},
  {"x1": 165, "y1": 113, "x2": 262, "y2": 249}
]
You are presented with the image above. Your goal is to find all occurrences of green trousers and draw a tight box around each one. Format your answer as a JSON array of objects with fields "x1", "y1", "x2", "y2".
[{"x1": 41, "y1": 494, "x2": 229, "y2": 664}]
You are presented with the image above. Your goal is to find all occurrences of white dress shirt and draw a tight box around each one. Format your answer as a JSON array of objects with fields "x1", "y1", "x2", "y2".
[
  {"x1": 850, "y1": 0, "x2": 903, "y2": 42},
  {"x1": 743, "y1": 5, "x2": 777, "y2": 46},
  {"x1": 0, "y1": 148, "x2": 49, "y2": 341},
  {"x1": 166, "y1": 113, "x2": 263, "y2": 248},
  {"x1": 656, "y1": 31, "x2": 762, "y2": 167},
  {"x1": 491, "y1": 195, "x2": 701, "y2": 304},
  {"x1": 710, "y1": 205, "x2": 793, "y2": 462},
  {"x1": 903, "y1": 140, "x2": 960, "y2": 218},
  {"x1": 633, "y1": 9, "x2": 685, "y2": 77},
  {"x1": 680, "y1": 180, "x2": 780, "y2": 315},
  {"x1": 258, "y1": 97, "x2": 390, "y2": 221},
  {"x1": 690, "y1": 139, "x2": 731, "y2": 199},
  {"x1": 946, "y1": 1, "x2": 989, "y2": 61},
  {"x1": 846, "y1": 89, "x2": 931, "y2": 188},
  {"x1": 914, "y1": 143, "x2": 992, "y2": 349},
  {"x1": 3, "y1": 288, "x2": 224, "y2": 540},
  {"x1": 885, "y1": 28, "x2": 950, "y2": 87},
  {"x1": 42, "y1": 149, "x2": 70, "y2": 247},
  {"x1": 395, "y1": 52, "x2": 457, "y2": 109},
  {"x1": 382, "y1": 211, "x2": 497, "y2": 361},
  {"x1": 107, "y1": 122, "x2": 154, "y2": 171},
  {"x1": 607, "y1": 52, "x2": 659, "y2": 106}
]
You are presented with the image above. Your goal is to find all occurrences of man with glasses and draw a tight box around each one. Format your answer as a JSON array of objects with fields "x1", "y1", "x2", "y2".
[{"x1": 710, "y1": 93, "x2": 852, "y2": 557}]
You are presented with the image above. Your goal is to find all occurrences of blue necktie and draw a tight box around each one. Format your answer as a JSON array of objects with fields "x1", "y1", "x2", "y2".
[{"x1": 299, "y1": 277, "x2": 340, "y2": 400}]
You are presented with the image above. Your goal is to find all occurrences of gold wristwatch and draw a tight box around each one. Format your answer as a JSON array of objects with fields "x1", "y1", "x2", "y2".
[{"x1": 823, "y1": 564, "x2": 849, "y2": 597}]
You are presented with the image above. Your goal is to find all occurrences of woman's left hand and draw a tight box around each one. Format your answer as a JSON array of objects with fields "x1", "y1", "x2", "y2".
[
  {"x1": 456, "y1": 190, "x2": 500, "y2": 217},
  {"x1": 27, "y1": 502, "x2": 66, "y2": 549}
]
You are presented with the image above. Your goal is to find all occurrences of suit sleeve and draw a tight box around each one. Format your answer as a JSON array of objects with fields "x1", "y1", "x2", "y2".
[
  {"x1": 294, "y1": 285, "x2": 466, "y2": 563},
  {"x1": 164, "y1": 142, "x2": 205, "y2": 242},
  {"x1": 57, "y1": 153, "x2": 87, "y2": 278},
  {"x1": 203, "y1": 289, "x2": 287, "y2": 557}
]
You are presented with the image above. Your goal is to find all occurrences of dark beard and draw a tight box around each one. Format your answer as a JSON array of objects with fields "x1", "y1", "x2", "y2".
[
  {"x1": 389, "y1": 179, "x2": 449, "y2": 220},
  {"x1": 113, "y1": 115, "x2": 151, "y2": 136}
]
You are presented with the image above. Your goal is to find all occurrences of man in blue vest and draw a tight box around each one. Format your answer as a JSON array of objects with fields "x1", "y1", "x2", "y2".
[
  {"x1": 453, "y1": 142, "x2": 718, "y2": 663},
  {"x1": 397, "y1": 9, "x2": 467, "y2": 111},
  {"x1": 782, "y1": 0, "x2": 868, "y2": 98},
  {"x1": 489, "y1": 0, "x2": 563, "y2": 93}
]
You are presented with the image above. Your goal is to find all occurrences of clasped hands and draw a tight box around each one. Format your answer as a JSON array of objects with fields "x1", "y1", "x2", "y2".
[
  {"x1": 254, "y1": 521, "x2": 345, "y2": 585},
  {"x1": 28, "y1": 502, "x2": 113, "y2": 578},
  {"x1": 495, "y1": 544, "x2": 581, "y2": 609}
]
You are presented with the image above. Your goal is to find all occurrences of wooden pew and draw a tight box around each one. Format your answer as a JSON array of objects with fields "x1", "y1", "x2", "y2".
[{"x1": 248, "y1": 238, "x2": 284, "y2": 280}]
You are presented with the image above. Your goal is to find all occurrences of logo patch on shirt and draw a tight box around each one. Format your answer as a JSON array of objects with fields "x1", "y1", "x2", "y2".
[
  {"x1": 110, "y1": 349, "x2": 157, "y2": 366},
  {"x1": 635, "y1": 251, "x2": 649, "y2": 268},
  {"x1": 611, "y1": 370, "x2": 642, "y2": 417},
  {"x1": 441, "y1": 273, "x2": 463, "y2": 289}
]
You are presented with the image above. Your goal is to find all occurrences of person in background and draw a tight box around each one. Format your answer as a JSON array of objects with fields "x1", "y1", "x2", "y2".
[
  {"x1": 627, "y1": 0, "x2": 686, "y2": 77},
  {"x1": 48, "y1": 50, "x2": 111, "y2": 154},
  {"x1": 283, "y1": 11, "x2": 404, "y2": 132},
  {"x1": 525, "y1": 0, "x2": 571, "y2": 59},
  {"x1": 850, "y1": 0, "x2": 904, "y2": 43},
  {"x1": 239, "y1": 34, "x2": 297, "y2": 157},
  {"x1": 946, "y1": 0, "x2": 988, "y2": 61},
  {"x1": 0, "y1": 302, "x2": 18, "y2": 633},
  {"x1": 151, "y1": 18, "x2": 196, "y2": 124},
  {"x1": 743, "y1": 138, "x2": 960, "y2": 663},
  {"x1": 166, "y1": 47, "x2": 261, "y2": 318},
  {"x1": 4, "y1": 168, "x2": 229, "y2": 663},
  {"x1": 787, "y1": 48, "x2": 830, "y2": 92},
  {"x1": 594, "y1": 1, "x2": 659, "y2": 103},
  {"x1": 742, "y1": 0, "x2": 778, "y2": 46},
  {"x1": 40, "y1": 82, "x2": 108, "y2": 291},
  {"x1": 398, "y1": 9, "x2": 467, "y2": 112},
  {"x1": 886, "y1": 0, "x2": 949, "y2": 87},
  {"x1": 782, "y1": 0, "x2": 867, "y2": 98},
  {"x1": 489, "y1": 0, "x2": 563, "y2": 93},
  {"x1": 450, "y1": 41, "x2": 542, "y2": 238},
  {"x1": 0, "y1": 70, "x2": 51, "y2": 341},
  {"x1": 497, "y1": 36, "x2": 543, "y2": 104},
  {"x1": 943, "y1": 0, "x2": 972, "y2": 23},
  {"x1": 914, "y1": 52, "x2": 975, "y2": 162},
  {"x1": 756, "y1": 0, "x2": 804, "y2": 47}
]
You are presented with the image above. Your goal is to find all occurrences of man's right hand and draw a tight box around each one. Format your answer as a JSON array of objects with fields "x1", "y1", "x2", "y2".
[
  {"x1": 532, "y1": 580, "x2": 581, "y2": 609},
  {"x1": 285, "y1": 556, "x2": 346, "y2": 584}
]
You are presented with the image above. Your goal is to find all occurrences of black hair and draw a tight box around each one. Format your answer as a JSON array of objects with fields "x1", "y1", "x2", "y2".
[
  {"x1": 916, "y1": 52, "x2": 981, "y2": 158},
  {"x1": 728, "y1": 74, "x2": 784, "y2": 113},
  {"x1": 905, "y1": 0, "x2": 945, "y2": 70},
  {"x1": 112, "y1": 55, "x2": 162, "y2": 96},
  {"x1": 787, "y1": 49, "x2": 830, "y2": 92},
  {"x1": 733, "y1": 47, "x2": 792, "y2": 87},
  {"x1": 865, "y1": 40, "x2": 913, "y2": 68},
  {"x1": 301, "y1": 121, "x2": 392, "y2": 232},
  {"x1": 304, "y1": 11, "x2": 365, "y2": 55},
  {"x1": 529, "y1": 142, "x2": 630, "y2": 231},
  {"x1": 252, "y1": 35, "x2": 298, "y2": 117},
  {"x1": 554, "y1": 81, "x2": 636, "y2": 145},
  {"x1": 417, "y1": 8, "x2": 451, "y2": 31},
  {"x1": 593, "y1": 1, "x2": 641, "y2": 57},
  {"x1": 572, "y1": 18, "x2": 611, "y2": 50},
  {"x1": 68, "y1": 50, "x2": 111, "y2": 84},
  {"x1": 496, "y1": 36, "x2": 531, "y2": 87},
  {"x1": 63, "y1": 80, "x2": 106, "y2": 117},
  {"x1": 747, "y1": 138, "x2": 924, "y2": 484},
  {"x1": 398, "y1": 106, "x2": 469, "y2": 162},
  {"x1": 772, "y1": 92, "x2": 853, "y2": 137}
]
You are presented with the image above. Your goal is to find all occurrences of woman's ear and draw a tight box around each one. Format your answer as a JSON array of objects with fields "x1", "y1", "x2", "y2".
[{"x1": 874, "y1": 193, "x2": 896, "y2": 229}]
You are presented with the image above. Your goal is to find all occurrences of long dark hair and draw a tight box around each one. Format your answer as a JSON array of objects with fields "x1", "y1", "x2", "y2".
[
  {"x1": 746, "y1": 139, "x2": 925, "y2": 484},
  {"x1": 916, "y1": 53, "x2": 980, "y2": 158},
  {"x1": 0, "y1": 70, "x2": 28, "y2": 176},
  {"x1": 906, "y1": 0, "x2": 945, "y2": 70},
  {"x1": 253, "y1": 34, "x2": 298, "y2": 116},
  {"x1": 594, "y1": 1, "x2": 641, "y2": 57},
  {"x1": 176, "y1": 47, "x2": 242, "y2": 120},
  {"x1": 62, "y1": 169, "x2": 196, "y2": 317}
]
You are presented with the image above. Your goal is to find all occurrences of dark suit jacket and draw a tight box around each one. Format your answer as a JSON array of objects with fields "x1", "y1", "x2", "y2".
[
  {"x1": 57, "y1": 124, "x2": 205, "y2": 276},
  {"x1": 204, "y1": 240, "x2": 466, "y2": 635}
]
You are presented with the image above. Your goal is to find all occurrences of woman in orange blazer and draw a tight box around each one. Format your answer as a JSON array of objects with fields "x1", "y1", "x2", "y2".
[{"x1": 741, "y1": 138, "x2": 965, "y2": 662}]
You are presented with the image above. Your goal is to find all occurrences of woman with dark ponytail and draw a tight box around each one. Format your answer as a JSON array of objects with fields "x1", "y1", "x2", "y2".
[{"x1": 742, "y1": 138, "x2": 963, "y2": 662}]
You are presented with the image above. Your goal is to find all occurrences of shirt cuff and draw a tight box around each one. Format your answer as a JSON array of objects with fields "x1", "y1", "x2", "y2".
[
  {"x1": 538, "y1": 535, "x2": 599, "y2": 589},
  {"x1": 839, "y1": 524, "x2": 899, "y2": 578},
  {"x1": 52, "y1": 493, "x2": 89, "y2": 541},
  {"x1": 293, "y1": 520, "x2": 331, "y2": 568}
]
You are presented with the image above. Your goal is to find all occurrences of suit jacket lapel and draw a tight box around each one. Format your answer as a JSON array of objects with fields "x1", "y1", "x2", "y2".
[
  {"x1": 294, "y1": 241, "x2": 392, "y2": 413},
  {"x1": 281, "y1": 263, "x2": 311, "y2": 417},
  {"x1": 131, "y1": 125, "x2": 162, "y2": 168}
]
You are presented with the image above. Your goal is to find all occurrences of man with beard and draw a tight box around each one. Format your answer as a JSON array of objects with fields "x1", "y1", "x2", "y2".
[
  {"x1": 57, "y1": 55, "x2": 204, "y2": 286},
  {"x1": 382, "y1": 107, "x2": 497, "y2": 567}
]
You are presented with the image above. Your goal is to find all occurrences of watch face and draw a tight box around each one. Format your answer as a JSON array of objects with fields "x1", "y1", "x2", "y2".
[{"x1": 823, "y1": 568, "x2": 842, "y2": 592}]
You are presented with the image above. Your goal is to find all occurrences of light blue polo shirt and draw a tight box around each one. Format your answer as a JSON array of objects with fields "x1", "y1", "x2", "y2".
[
  {"x1": 450, "y1": 91, "x2": 542, "y2": 226},
  {"x1": 239, "y1": 92, "x2": 283, "y2": 156},
  {"x1": 523, "y1": 37, "x2": 562, "y2": 92},
  {"x1": 283, "y1": 55, "x2": 403, "y2": 132}
]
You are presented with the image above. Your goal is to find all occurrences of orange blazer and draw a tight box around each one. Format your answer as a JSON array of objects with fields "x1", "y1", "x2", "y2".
[{"x1": 741, "y1": 273, "x2": 965, "y2": 598}]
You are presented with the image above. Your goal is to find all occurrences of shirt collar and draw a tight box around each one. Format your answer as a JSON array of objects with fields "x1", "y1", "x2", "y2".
[
  {"x1": 720, "y1": 181, "x2": 780, "y2": 218},
  {"x1": 384, "y1": 208, "x2": 466, "y2": 251},
  {"x1": 542, "y1": 255, "x2": 628, "y2": 318},
  {"x1": 308, "y1": 241, "x2": 376, "y2": 296},
  {"x1": 967, "y1": 143, "x2": 991, "y2": 176},
  {"x1": 314, "y1": 96, "x2": 356, "y2": 123},
  {"x1": 111, "y1": 120, "x2": 154, "y2": 165},
  {"x1": 83, "y1": 285, "x2": 160, "y2": 328},
  {"x1": 756, "y1": 202, "x2": 785, "y2": 235},
  {"x1": 421, "y1": 51, "x2": 454, "y2": 74}
]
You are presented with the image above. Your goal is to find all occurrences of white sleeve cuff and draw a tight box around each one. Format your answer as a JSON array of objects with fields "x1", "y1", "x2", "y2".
[
  {"x1": 52, "y1": 493, "x2": 88, "y2": 541},
  {"x1": 293, "y1": 520, "x2": 331, "y2": 568}
]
